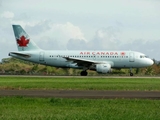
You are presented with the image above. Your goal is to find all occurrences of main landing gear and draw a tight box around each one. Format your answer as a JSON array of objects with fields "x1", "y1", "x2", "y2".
[
  {"x1": 130, "y1": 68, "x2": 133, "y2": 76},
  {"x1": 80, "y1": 70, "x2": 88, "y2": 76}
]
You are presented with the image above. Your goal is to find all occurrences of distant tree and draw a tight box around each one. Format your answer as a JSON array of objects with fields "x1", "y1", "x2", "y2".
[
  {"x1": 20, "y1": 69, "x2": 26, "y2": 75},
  {"x1": 135, "y1": 68, "x2": 140, "y2": 74},
  {"x1": 145, "y1": 66, "x2": 154, "y2": 75},
  {"x1": 30, "y1": 64, "x2": 39, "y2": 74}
]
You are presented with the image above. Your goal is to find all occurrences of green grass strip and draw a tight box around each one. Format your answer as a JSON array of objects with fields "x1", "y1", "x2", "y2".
[
  {"x1": 0, "y1": 97, "x2": 160, "y2": 120},
  {"x1": 0, "y1": 77, "x2": 160, "y2": 91}
]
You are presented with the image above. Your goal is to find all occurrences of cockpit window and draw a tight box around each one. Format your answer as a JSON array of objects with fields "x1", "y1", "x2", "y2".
[
  {"x1": 145, "y1": 56, "x2": 149, "y2": 58},
  {"x1": 140, "y1": 55, "x2": 149, "y2": 58}
]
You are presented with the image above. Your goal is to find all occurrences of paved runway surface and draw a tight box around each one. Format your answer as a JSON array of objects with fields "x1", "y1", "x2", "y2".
[
  {"x1": 0, "y1": 90, "x2": 160, "y2": 99},
  {"x1": 1, "y1": 75, "x2": 160, "y2": 78}
]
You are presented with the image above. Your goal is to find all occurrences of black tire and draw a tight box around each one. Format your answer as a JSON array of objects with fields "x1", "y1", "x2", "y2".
[
  {"x1": 80, "y1": 71, "x2": 88, "y2": 76},
  {"x1": 130, "y1": 73, "x2": 133, "y2": 76}
]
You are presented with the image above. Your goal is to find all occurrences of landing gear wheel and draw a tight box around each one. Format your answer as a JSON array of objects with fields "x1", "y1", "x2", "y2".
[
  {"x1": 80, "y1": 71, "x2": 88, "y2": 76},
  {"x1": 130, "y1": 72, "x2": 133, "y2": 76},
  {"x1": 129, "y1": 68, "x2": 133, "y2": 76}
]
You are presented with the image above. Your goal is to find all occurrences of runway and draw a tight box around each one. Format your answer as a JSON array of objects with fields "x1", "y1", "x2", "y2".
[
  {"x1": 0, "y1": 75, "x2": 160, "y2": 99},
  {"x1": 0, "y1": 90, "x2": 160, "y2": 99},
  {"x1": 1, "y1": 75, "x2": 160, "y2": 79},
  {"x1": 1, "y1": 75, "x2": 160, "y2": 78}
]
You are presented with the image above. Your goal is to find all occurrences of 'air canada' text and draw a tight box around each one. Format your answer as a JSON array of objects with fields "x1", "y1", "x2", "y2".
[{"x1": 79, "y1": 52, "x2": 123, "y2": 56}]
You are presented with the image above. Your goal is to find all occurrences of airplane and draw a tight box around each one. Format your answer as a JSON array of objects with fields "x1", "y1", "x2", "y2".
[{"x1": 9, "y1": 25, "x2": 154, "y2": 76}]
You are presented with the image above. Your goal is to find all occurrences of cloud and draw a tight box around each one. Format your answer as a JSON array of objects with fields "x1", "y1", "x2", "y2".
[
  {"x1": 25, "y1": 20, "x2": 51, "y2": 35},
  {"x1": 67, "y1": 39, "x2": 87, "y2": 50},
  {"x1": 66, "y1": 26, "x2": 121, "y2": 51},
  {"x1": 31, "y1": 22, "x2": 126, "y2": 52},
  {"x1": 22, "y1": 22, "x2": 86, "y2": 50},
  {"x1": 1, "y1": 11, "x2": 14, "y2": 19},
  {"x1": 53, "y1": 22, "x2": 86, "y2": 41},
  {"x1": 87, "y1": 26, "x2": 121, "y2": 50}
]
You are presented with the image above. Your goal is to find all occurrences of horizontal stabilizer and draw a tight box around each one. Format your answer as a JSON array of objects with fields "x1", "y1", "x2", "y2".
[{"x1": 9, "y1": 52, "x2": 31, "y2": 58}]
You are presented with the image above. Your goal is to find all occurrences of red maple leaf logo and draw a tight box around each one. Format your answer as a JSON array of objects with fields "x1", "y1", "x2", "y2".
[
  {"x1": 17, "y1": 36, "x2": 29, "y2": 47},
  {"x1": 121, "y1": 52, "x2": 125, "y2": 56}
]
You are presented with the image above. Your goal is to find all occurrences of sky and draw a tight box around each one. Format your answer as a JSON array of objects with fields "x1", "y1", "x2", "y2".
[{"x1": 0, "y1": 0, "x2": 160, "y2": 61}]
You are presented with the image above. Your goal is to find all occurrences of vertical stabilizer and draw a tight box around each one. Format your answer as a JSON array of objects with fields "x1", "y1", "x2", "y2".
[{"x1": 12, "y1": 25, "x2": 40, "y2": 51}]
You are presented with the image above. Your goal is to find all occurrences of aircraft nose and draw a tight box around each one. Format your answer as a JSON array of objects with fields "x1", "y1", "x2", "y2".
[{"x1": 148, "y1": 59, "x2": 154, "y2": 66}]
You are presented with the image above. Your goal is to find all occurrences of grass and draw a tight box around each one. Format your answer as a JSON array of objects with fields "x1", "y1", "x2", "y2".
[
  {"x1": 0, "y1": 76, "x2": 160, "y2": 120},
  {"x1": 0, "y1": 97, "x2": 160, "y2": 120},
  {"x1": 0, "y1": 76, "x2": 160, "y2": 91}
]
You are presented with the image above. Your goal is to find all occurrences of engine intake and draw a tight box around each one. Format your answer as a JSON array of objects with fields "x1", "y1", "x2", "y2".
[{"x1": 96, "y1": 63, "x2": 111, "y2": 73}]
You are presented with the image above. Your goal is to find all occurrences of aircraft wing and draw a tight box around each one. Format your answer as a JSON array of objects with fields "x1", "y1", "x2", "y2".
[{"x1": 63, "y1": 57, "x2": 105, "y2": 67}]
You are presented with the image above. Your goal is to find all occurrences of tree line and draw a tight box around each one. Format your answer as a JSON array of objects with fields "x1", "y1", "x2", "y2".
[{"x1": 0, "y1": 57, "x2": 159, "y2": 76}]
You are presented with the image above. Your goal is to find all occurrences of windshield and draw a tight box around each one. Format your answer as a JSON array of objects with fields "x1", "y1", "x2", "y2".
[{"x1": 140, "y1": 55, "x2": 149, "y2": 58}]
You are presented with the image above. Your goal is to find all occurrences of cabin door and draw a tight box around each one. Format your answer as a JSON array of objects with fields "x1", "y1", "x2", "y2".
[
  {"x1": 129, "y1": 52, "x2": 135, "y2": 62},
  {"x1": 39, "y1": 52, "x2": 45, "y2": 61}
]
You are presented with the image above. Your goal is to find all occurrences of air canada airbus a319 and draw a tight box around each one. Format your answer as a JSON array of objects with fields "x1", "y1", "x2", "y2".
[{"x1": 9, "y1": 25, "x2": 154, "y2": 76}]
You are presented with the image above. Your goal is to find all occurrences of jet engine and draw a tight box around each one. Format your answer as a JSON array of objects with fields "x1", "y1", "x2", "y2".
[{"x1": 96, "y1": 63, "x2": 111, "y2": 73}]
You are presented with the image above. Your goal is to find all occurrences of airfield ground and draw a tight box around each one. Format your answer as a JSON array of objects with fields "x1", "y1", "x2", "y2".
[{"x1": 0, "y1": 76, "x2": 160, "y2": 120}]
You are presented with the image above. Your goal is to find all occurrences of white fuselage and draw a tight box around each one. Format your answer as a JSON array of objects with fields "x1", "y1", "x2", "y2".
[{"x1": 9, "y1": 50, "x2": 154, "y2": 69}]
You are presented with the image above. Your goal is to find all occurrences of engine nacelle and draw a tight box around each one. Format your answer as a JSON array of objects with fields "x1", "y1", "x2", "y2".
[{"x1": 96, "y1": 63, "x2": 111, "y2": 74}]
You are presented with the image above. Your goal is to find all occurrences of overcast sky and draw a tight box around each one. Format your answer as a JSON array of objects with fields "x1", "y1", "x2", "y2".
[{"x1": 0, "y1": 0, "x2": 160, "y2": 61}]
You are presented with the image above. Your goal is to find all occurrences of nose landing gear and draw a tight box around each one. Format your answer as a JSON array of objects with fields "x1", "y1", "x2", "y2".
[
  {"x1": 130, "y1": 72, "x2": 133, "y2": 76},
  {"x1": 130, "y1": 68, "x2": 133, "y2": 76}
]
